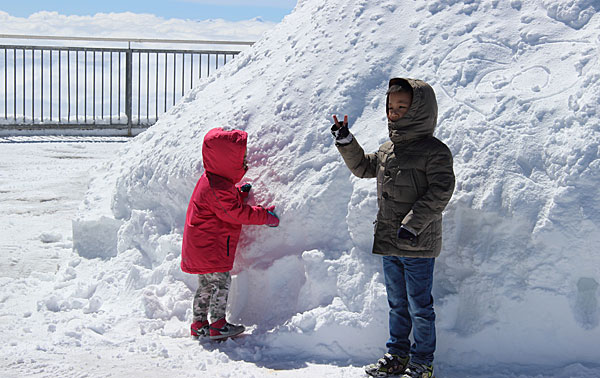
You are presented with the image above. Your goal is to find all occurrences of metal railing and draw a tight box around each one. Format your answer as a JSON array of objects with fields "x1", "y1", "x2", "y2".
[{"x1": 0, "y1": 34, "x2": 253, "y2": 135}]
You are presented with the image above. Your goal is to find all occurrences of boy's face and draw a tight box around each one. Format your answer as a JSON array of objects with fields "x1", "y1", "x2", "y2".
[{"x1": 388, "y1": 91, "x2": 412, "y2": 121}]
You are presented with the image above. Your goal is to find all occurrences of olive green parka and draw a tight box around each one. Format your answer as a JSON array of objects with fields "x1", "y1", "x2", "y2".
[{"x1": 336, "y1": 78, "x2": 455, "y2": 258}]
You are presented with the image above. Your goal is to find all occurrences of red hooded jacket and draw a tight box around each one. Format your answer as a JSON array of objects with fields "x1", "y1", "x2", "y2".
[{"x1": 181, "y1": 128, "x2": 268, "y2": 274}]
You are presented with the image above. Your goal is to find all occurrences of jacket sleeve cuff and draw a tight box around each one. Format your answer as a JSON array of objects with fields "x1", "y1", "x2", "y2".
[
  {"x1": 334, "y1": 132, "x2": 354, "y2": 146},
  {"x1": 400, "y1": 224, "x2": 417, "y2": 236},
  {"x1": 401, "y1": 210, "x2": 420, "y2": 235}
]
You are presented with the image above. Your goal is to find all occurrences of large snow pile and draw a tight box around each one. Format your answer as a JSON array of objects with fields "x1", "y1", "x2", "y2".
[{"x1": 72, "y1": 0, "x2": 600, "y2": 369}]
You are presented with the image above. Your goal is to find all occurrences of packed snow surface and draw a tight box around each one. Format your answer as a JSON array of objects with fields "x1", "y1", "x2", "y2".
[{"x1": 2, "y1": 0, "x2": 600, "y2": 377}]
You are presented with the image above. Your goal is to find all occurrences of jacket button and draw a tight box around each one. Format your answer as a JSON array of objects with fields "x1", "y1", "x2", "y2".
[{"x1": 383, "y1": 192, "x2": 389, "y2": 199}]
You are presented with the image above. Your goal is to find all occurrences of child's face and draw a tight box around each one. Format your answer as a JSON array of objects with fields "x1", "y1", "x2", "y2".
[{"x1": 388, "y1": 91, "x2": 412, "y2": 121}]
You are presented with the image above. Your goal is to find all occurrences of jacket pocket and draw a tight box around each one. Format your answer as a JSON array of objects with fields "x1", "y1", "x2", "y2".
[
  {"x1": 395, "y1": 220, "x2": 435, "y2": 251},
  {"x1": 226, "y1": 236, "x2": 230, "y2": 256}
]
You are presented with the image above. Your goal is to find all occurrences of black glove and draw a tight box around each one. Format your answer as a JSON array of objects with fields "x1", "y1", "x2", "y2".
[
  {"x1": 398, "y1": 226, "x2": 417, "y2": 247},
  {"x1": 331, "y1": 115, "x2": 353, "y2": 145},
  {"x1": 240, "y1": 183, "x2": 252, "y2": 192},
  {"x1": 331, "y1": 123, "x2": 349, "y2": 139},
  {"x1": 330, "y1": 122, "x2": 353, "y2": 145}
]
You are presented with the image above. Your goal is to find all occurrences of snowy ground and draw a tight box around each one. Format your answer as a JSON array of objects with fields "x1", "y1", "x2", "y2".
[
  {"x1": 0, "y1": 137, "x2": 363, "y2": 377},
  {"x1": 0, "y1": 137, "x2": 598, "y2": 378}
]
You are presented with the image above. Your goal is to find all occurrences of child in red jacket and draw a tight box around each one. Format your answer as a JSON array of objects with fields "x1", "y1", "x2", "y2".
[{"x1": 181, "y1": 127, "x2": 279, "y2": 340}]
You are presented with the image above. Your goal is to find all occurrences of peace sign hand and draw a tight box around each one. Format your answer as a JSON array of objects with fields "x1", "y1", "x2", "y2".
[
  {"x1": 332, "y1": 114, "x2": 348, "y2": 131},
  {"x1": 330, "y1": 114, "x2": 353, "y2": 145}
]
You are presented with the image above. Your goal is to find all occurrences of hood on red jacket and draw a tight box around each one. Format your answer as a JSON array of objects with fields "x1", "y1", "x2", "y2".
[{"x1": 202, "y1": 128, "x2": 248, "y2": 183}]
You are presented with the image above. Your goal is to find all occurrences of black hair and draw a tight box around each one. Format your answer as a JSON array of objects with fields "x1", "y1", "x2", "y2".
[
  {"x1": 386, "y1": 78, "x2": 413, "y2": 116},
  {"x1": 387, "y1": 78, "x2": 413, "y2": 96}
]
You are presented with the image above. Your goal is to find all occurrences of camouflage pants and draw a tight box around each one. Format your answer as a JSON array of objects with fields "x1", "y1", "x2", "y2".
[{"x1": 193, "y1": 271, "x2": 231, "y2": 323}]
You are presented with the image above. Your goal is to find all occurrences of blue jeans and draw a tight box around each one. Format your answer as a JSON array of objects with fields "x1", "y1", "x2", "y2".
[{"x1": 382, "y1": 256, "x2": 436, "y2": 365}]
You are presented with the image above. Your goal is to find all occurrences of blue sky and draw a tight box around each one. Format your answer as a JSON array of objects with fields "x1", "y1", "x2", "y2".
[{"x1": 0, "y1": 0, "x2": 297, "y2": 22}]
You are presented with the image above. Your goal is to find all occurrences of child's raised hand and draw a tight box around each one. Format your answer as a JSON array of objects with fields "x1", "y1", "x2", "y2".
[
  {"x1": 332, "y1": 114, "x2": 348, "y2": 130},
  {"x1": 331, "y1": 115, "x2": 352, "y2": 145}
]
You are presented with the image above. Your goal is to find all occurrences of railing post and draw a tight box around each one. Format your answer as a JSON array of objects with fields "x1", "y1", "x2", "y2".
[{"x1": 125, "y1": 46, "x2": 133, "y2": 137}]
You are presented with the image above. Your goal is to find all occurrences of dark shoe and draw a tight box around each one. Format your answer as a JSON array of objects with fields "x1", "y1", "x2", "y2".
[
  {"x1": 401, "y1": 361, "x2": 434, "y2": 378},
  {"x1": 365, "y1": 353, "x2": 410, "y2": 377},
  {"x1": 209, "y1": 318, "x2": 245, "y2": 340}
]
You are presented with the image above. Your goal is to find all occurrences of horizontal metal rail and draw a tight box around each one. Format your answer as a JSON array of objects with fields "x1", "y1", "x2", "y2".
[
  {"x1": 0, "y1": 33, "x2": 255, "y2": 46},
  {"x1": 0, "y1": 36, "x2": 250, "y2": 136}
]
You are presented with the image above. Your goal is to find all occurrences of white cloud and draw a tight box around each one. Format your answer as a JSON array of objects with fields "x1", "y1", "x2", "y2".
[
  {"x1": 178, "y1": 0, "x2": 297, "y2": 9},
  {"x1": 0, "y1": 10, "x2": 275, "y2": 44}
]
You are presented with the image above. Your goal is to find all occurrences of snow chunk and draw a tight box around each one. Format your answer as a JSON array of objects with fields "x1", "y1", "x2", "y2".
[
  {"x1": 39, "y1": 232, "x2": 62, "y2": 243},
  {"x1": 543, "y1": 0, "x2": 599, "y2": 29},
  {"x1": 72, "y1": 215, "x2": 122, "y2": 260}
]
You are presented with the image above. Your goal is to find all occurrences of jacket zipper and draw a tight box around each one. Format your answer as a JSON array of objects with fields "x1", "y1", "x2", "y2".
[{"x1": 226, "y1": 236, "x2": 230, "y2": 256}]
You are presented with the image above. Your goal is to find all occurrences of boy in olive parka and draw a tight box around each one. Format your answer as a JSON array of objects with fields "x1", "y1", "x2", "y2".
[{"x1": 331, "y1": 78, "x2": 455, "y2": 378}]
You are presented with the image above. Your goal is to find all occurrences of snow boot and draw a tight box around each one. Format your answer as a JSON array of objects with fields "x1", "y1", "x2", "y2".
[
  {"x1": 190, "y1": 320, "x2": 209, "y2": 338},
  {"x1": 401, "y1": 361, "x2": 435, "y2": 378},
  {"x1": 365, "y1": 353, "x2": 410, "y2": 377},
  {"x1": 208, "y1": 318, "x2": 245, "y2": 340}
]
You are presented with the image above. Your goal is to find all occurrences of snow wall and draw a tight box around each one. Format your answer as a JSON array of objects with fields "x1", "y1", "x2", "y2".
[{"x1": 73, "y1": 0, "x2": 600, "y2": 367}]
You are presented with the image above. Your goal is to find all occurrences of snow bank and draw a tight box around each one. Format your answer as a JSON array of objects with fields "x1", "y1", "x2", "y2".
[{"x1": 74, "y1": 0, "x2": 600, "y2": 368}]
